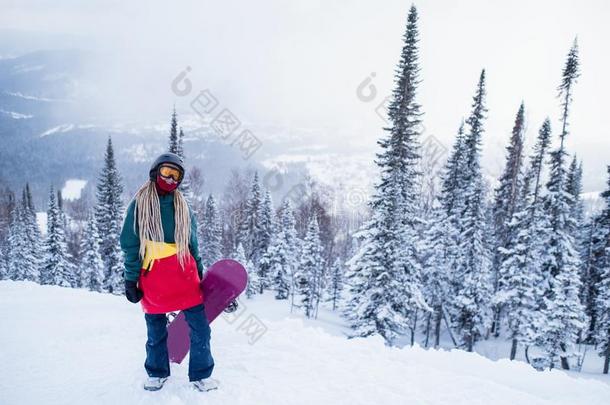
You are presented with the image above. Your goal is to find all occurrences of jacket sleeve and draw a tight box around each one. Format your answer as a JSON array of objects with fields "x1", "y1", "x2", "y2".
[
  {"x1": 189, "y1": 206, "x2": 205, "y2": 277},
  {"x1": 119, "y1": 199, "x2": 142, "y2": 282}
]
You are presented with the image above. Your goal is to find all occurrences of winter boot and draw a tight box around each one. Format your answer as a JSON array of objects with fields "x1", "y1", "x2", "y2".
[
  {"x1": 143, "y1": 376, "x2": 168, "y2": 391},
  {"x1": 192, "y1": 377, "x2": 219, "y2": 392}
]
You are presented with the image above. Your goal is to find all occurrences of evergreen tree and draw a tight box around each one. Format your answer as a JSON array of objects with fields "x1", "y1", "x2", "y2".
[
  {"x1": 449, "y1": 70, "x2": 493, "y2": 352},
  {"x1": 277, "y1": 200, "x2": 300, "y2": 306},
  {"x1": 539, "y1": 40, "x2": 586, "y2": 370},
  {"x1": 42, "y1": 186, "x2": 75, "y2": 287},
  {"x1": 255, "y1": 190, "x2": 274, "y2": 293},
  {"x1": 79, "y1": 210, "x2": 105, "y2": 292},
  {"x1": 593, "y1": 166, "x2": 610, "y2": 373},
  {"x1": 0, "y1": 245, "x2": 6, "y2": 280},
  {"x1": 168, "y1": 107, "x2": 179, "y2": 154},
  {"x1": 7, "y1": 203, "x2": 28, "y2": 281},
  {"x1": 491, "y1": 102, "x2": 526, "y2": 336},
  {"x1": 200, "y1": 194, "x2": 223, "y2": 268},
  {"x1": 421, "y1": 205, "x2": 456, "y2": 348},
  {"x1": 12, "y1": 185, "x2": 42, "y2": 282},
  {"x1": 238, "y1": 172, "x2": 263, "y2": 263},
  {"x1": 95, "y1": 136, "x2": 125, "y2": 294},
  {"x1": 344, "y1": 5, "x2": 427, "y2": 343},
  {"x1": 296, "y1": 216, "x2": 324, "y2": 318},
  {"x1": 262, "y1": 230, "x2": 292, "y2": 300},
  {"x1": 495, "y1": 119, "x2": 552, "y2": 360},
  {"x1": 328, "y1": 258, "x2": 343, "y2": 311}
]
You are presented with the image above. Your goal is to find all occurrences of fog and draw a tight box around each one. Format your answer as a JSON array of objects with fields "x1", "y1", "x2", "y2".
[{"x1": 1, "y1": 0, "x2": 609, "y2": 191}]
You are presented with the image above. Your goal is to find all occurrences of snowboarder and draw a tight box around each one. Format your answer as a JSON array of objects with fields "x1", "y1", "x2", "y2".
[{"x1": 119, "y1": 152, "x2": 229, "y2": 392}]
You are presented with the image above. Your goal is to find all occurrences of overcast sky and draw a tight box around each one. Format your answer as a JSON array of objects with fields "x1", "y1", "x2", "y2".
[{"x1": 1, "y1": 0, "x2": 609, "y2": 191}]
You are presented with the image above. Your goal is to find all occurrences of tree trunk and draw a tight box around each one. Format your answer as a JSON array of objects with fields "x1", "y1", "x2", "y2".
[
  {"x1": 525, "y1": 346, "x2": 531, "y2": 364},
  {"x1": 434, "y1": 306, "x2": 442, "y2": 348},
  {"x1": 560, "y1": 343, "x2": 570, "y2": 370},
  {"x1": 424, "y1": 313, "x2": 431, "y2": 348},
  {"x1": 410, "y1": 309, "x2": 419, "y2": 347},
  {"x1": 510, "y1": 338, "x2": 518, "y2": 360},
  {"x1": 604, "y1": 353, "x2": 610, "y2": 374}
]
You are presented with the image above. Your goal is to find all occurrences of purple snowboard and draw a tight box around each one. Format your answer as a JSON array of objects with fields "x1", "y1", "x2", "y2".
[{"x1": 167, "y1": 259, "x2": 247, "y2": 364}]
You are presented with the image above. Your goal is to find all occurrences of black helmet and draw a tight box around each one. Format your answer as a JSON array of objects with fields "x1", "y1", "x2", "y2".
[{"x1": 149, "y1": 152, "x2": 185, "y2": 182}]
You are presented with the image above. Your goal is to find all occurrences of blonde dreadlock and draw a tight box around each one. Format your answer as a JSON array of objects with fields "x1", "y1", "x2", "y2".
[{"x1": 132, "y1": 180, "x2": 191, "y2": 270}]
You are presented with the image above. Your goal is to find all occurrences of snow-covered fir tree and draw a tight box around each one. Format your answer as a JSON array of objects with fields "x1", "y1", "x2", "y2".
[
  {"x1": 593, "y1": 166, "x2": 610, "y2": 373},
  {"x1": 448, "y1": 70, "x2": 493, "y2": 352},
  {"x1": 7, "y1": 203, "x2": 28, "y2": 281},
  {"x1": 262, "y1": 228, "x2": 292, "y2": 300},
  {"x1": 8, "y1": 185, "x2": 42, "y2": 282},
  {"x1": 539, "y1": 40, "x2": 586, "y2": 370},
  {"x1": 495, "y1": 118, "x2": 552, "y2": 360},
  {"x1": 42, "y1": 186, "x2": 75, "y2": 287},
  {"x1": 237, "y1": 172, "x2": 264, "y2": 264},
  {"x1": 200, "y1": 194, "x2": 223, "y2": 268},
  {"x1": 296, "y1": 216, "x2": 324, "y2": 318},
  {"x1": 344, "y1": 5, "x2": 427, "y2": 343},
  {"x1": 421, "y1": 205, "x2": 456, "y2": 348},
  {"x1": 79, "y1": 210, "x2": 105, "y2": 292},
  {"x1": 168, "y1": 107, "x2": 179, "y2": 154},
  {"x1": 95, "y1": 136, "x2": 124, "y2": 294},
  {"x1": 491, "y1": 102, "x2": 525, "y2": 336},
  {"x1": 255, "y1": 190, "x2": 274, "y2": 293},
  {"x1": 327, "y1": 258, "x2": 343, "y2": 311}
]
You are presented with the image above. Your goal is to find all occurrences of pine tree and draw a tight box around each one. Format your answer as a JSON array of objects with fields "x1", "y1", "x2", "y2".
[
  {"x1": 200, "y1": 195, "x2": 223, "y2": 268},
  {"x1": 168, "y1": 107, "x2": 179, "y2": 154},
  {"x1": 328, "y1": 258, "x2": 343, "y2": 311},
  {"x1": 491, "y1": 102, "x2": 526, "y2": 336},
  {"x1": 593, "y1": 166, "x2": 610, "y2": 373},
  {"x1": 79, "y1": 210, "x2": 105, "y2": 292},
  {"x1": 238, "y1": 172, "x2": 263, "y2": 263},
  {"x1": 7, "y1": 203, "x2": 28, "y2": 281},
  {"x1": 42, "y1": 186, "x2": 76, "y2": 287},
  {"x1": 495, "y1": 119, "x2": 552, "y2": 360},
  {"x1": 296, "y1": 216, "x2": 324, "y2": 318},
  {"x1": 95, "y1": 136, "x2": 125, "y2": 294},
  {"x1": 0, "y1": 245, "x2": 6, "y2": 280},
  {"x1": 421, "y1": 205, "x2": 456, "y2": 348},
  {"x1": 344, "y1": 5, "x2": 426, "y2": 343},
  {"x1": 262, "y1": 231, "x2": 292, "y2": 300},
  {"x1": 277, "y1": 200, "x2": 300, "y2": 305},
  {"x1": 255, "y1": 190, "x2": 274, "y2": 293},
  {"x1": 449, "y1": 70, "x2": 493, "y2": 352},
  {"x1": 539, "y1": 40, "x2": 586, "y2": 370},
  {"x1": 8, "y1": 185, "x2": 43, "y2": 283}
]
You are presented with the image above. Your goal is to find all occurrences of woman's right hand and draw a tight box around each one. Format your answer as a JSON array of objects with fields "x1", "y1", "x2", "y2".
[{"x1": 125, "y1": 280, "x2": 144, "y2": 303}]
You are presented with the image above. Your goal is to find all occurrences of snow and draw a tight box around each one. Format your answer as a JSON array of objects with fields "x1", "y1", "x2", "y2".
[
  {"x1": 35, "y1": 212, "x2": 47, "y2": 236},
  {"x1": 1, "y1": 281, "x2": 609, "y2": 405},
  {"x1": 61, "y1": 179, "x2": 88, "y2": 201}
]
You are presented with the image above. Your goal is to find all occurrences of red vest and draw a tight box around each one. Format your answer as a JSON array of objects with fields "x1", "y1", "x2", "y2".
[{"x1": 138, "y1": 240, "x2": 203, "y2": 314}]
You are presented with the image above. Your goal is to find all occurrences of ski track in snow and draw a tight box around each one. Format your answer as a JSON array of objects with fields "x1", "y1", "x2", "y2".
[{"x1": 1, "y1": 281, "x2": 610, "y2": 405}]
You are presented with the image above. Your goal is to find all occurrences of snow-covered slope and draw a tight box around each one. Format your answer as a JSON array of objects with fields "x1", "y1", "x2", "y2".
[{"x1": 1, "y1": 281, "x2": 609, "y2": 405}]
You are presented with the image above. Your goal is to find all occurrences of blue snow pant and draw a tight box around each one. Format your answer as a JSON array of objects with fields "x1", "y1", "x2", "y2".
[{"x1": 144, "y1": 303, "x2": 215, "y2": 381}]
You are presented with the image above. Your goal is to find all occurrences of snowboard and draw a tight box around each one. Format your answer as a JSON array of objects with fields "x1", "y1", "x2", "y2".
[{"x1": 167, "y1": 259, "x2": 247, "y2": 364}]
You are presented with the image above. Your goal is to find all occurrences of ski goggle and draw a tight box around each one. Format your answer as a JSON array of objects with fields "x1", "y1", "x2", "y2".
[{"x1": 158, "y1": 165, "x2": 183, "y2": 182}]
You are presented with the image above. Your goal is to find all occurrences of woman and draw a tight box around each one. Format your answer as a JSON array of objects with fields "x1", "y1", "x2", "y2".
[{"x1": 119, "y1": 152, "x2": 218, "y2": 392}]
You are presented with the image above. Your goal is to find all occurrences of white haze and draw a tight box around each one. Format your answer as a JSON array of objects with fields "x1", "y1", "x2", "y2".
[{"x1": 1, "y1": 0, "x2": 609, "y2": 191}]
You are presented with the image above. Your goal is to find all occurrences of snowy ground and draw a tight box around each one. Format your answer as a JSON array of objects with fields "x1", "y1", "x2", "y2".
[{"x1": 2, "y1": 281, "x2": 610, "y2": 405}]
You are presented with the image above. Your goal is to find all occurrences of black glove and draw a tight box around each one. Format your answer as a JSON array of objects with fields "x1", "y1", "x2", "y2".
[
  {"x1": 125, "y1": 280, "x2": 143, "y2": 303},
  {"x1": 224, "y1": 299, "x2": 238, "y2": 313}
]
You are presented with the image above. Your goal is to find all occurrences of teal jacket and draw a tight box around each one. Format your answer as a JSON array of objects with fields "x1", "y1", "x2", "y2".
[{"x1": 119, "y1": 192, "x2": 205, "y2": 282}]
